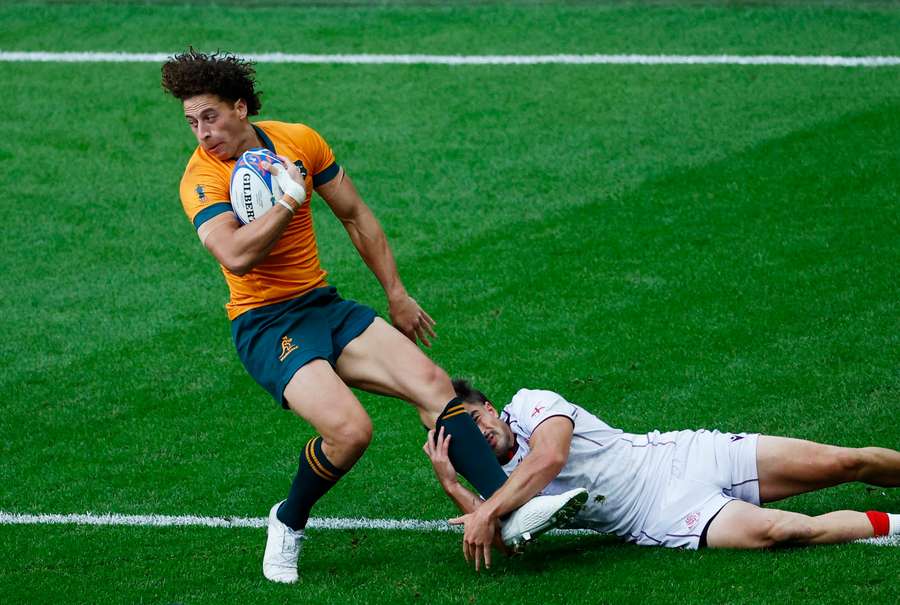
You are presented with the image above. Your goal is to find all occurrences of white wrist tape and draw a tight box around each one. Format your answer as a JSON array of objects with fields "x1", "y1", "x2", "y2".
[
  {"x1": 270, "y1": 163, "x2": 306, "y2": 204},
  {"x1": 276, "y1": 198, "x2": 296, "y2": 215}
]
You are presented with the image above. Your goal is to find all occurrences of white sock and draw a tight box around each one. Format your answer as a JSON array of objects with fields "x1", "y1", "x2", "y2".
[{"x1": 889, "y1": 513, "x2": 900, "y2": 536}]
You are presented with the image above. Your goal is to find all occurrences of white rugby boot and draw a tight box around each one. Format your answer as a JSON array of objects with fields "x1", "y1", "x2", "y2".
[
  {"x1": 262, "y1": 501, "x2": 305, "y2": 584},
  {"x1": 500, "y1": 488, "x2": 588, "y2": 550}
]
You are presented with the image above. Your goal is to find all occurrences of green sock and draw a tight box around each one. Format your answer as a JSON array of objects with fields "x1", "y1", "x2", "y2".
[
  {"x1": 435, "y1": 398, "x2": 508, "y2": 499},
  {"x1": 277, "y1": 436, "x2": 344, "y2": 530}
]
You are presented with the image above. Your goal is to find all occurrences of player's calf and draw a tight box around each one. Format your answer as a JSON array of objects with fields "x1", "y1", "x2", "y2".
[
  {"x1": 278, "y1": 436, "x2": 351, "y2": 530},
  {"x1": 758, "y1": 510, "x2": 872, "y2": 546},
  {"x1": 785, "y1": 510, "x2": 900, "y2": 545},
  {"x1": 707, "y1": 500, "x2": 900, "y2": 548}
]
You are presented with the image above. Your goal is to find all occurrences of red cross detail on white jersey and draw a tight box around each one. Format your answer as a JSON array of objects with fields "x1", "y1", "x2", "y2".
[{"x1": 531, "y1": 406, "x2": 545, "y2": 417}]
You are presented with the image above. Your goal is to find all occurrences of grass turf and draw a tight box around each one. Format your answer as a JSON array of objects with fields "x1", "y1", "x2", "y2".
[{"x1": 1, "y1": 1, "x2": 898, "y2": 603}]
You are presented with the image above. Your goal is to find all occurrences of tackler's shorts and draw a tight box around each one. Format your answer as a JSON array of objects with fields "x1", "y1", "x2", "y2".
[
  {"x1": 635, "y1": 430, "x2": 760, "y2": 550},
  {"x1": 231, "y1": 286, "x2": 376, "y2": 408}
]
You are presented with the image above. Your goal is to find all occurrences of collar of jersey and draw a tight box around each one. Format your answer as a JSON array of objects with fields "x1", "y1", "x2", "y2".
[
  {"x1": 229, "y1": 124, "x2": 277, "y2": 160},
  {"x1": 499, "y1": 423, "x2": 519, "y2": 464},
  {"x1": 252, "y1": 124, "x2": 276, "y2": 153}
]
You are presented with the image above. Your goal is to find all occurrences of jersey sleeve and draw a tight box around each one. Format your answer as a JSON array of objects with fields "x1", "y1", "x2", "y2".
[
  {"x1": 300, "y1": 125, "x2": 340, "y2": 188},
  {"x1": 508, "y1": 389, "x2": 579, "y2": 436},
  {"x1": 179, "y1": 158, "x2": 233, "y2": 230}
]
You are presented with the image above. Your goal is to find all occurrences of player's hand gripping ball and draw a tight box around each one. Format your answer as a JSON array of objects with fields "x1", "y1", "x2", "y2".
[
  {"x1": 229, "y1": 148, "x2": 305, "y2": 224},
  {"x1": 229, "y1": 148, "x2": 284, "y2": 224}
]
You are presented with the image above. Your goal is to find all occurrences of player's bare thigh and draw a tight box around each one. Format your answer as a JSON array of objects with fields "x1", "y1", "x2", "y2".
[
  {"x1": 757, "y1": 436, "x2": 861, "y2": 503},
  {"x1": 334, "y1": 317, "x2": 454, "y2": 426},
  {"x1": 283, "y1": 358, "x2": 373, "y2": 469},
  {"x1": 758, "y1": 436, "x2": 900, "y2": 503}
]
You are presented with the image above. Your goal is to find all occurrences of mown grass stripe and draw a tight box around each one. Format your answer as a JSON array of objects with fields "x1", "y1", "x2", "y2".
[{"x1": 1, "y1": 52, "x2": 900, "y2": 66}]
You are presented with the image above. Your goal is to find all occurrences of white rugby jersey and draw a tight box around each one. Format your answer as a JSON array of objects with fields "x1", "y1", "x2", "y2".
[{"x1": 500, "y1": 389, "x2": 681, "y2": 542}]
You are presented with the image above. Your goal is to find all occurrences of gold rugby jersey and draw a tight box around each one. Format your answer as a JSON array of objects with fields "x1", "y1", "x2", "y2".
[{"x1": 179, "y1": 121, "x2": 340, "y2": 320}]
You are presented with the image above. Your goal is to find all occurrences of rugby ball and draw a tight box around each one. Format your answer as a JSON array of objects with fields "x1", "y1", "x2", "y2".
[{"x1": 229, "y1": 148, "x2": 285, "y2": 225}]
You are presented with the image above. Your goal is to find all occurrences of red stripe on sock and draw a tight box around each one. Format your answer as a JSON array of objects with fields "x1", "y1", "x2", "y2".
[{"x1": 866, "y1": 511, "x2": 890, "y2": 536}]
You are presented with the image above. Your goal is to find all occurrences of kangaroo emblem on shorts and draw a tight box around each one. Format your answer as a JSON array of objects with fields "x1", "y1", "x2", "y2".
[{"x1": 279, "y1": 336, "x2": 299, "y2": 362}]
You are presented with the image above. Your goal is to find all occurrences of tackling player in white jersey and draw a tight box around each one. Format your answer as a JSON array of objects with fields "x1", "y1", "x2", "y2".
[{"x1": 427, "y1": 380, "x2": 900, "y2": 558}]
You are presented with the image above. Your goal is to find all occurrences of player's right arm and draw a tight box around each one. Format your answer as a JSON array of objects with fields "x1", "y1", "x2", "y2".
[
  {"x1": 198, "y1": 207, "x2": 293, "y2": 276},
  {"x1": 185, "y1": 156, "x2": 304, "y2": 275},
  {"x1": 467, "y1": 416, "x2": 573, "y2": 522}
]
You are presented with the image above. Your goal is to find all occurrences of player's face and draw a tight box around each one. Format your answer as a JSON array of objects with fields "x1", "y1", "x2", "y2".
[
  {"x1": 183, "y1": 94, "x2": 249, "y2": 160},
  {"x1": 465, "y1": 402, "x2": 515, "y2": 458}
]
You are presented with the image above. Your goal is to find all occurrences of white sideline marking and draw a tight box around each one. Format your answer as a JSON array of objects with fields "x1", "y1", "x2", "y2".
[
  {"x1": 0, "y1": 511, "x2": 896, "y2": 545},
  {"x1": 0, "y1": 52, "x2": 899, "y2": 67},
  {"x1": 0, "y1": 511, "x2": 428, "y2": 531},
  {"x1": 861, "y1": 535, "x2": 900, "y2": 547},
  {"x1": 0, "y1": 510, "x2": 584, "y2": 536}
]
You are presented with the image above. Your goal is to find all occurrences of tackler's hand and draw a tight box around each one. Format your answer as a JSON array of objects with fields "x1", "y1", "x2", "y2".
[
  {"x1": 423, "y1": 427, "x2": 458, "y2": 490},
  {"x1": 449, "y1": 508, "x2": 498, "y2": 572}
]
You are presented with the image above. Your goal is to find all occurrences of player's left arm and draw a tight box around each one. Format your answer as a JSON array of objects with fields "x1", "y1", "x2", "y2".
[
  {"x1": 423, "y1": 427, "x2": 483, "y2": 515},
  {"x1": 424, "y1": 426, "x2": 513, "y2": 556},
  {"x1": 316, "y1": 169, "x2": 436, "y2": 347}
]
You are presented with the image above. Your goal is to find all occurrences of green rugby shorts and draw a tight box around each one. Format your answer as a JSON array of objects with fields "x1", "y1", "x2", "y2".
[{"x1": 231, "y1": 286, "x2": 377, "y2": 408}]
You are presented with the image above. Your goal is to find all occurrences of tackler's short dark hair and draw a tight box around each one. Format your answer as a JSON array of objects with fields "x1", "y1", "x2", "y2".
[{"x1": 452, "y1": 378, "x2": 490, "y2": 406}]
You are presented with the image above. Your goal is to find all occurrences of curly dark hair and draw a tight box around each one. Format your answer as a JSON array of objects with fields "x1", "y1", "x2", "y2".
[{"x1": 161, "y1": 48, "x2": 262, "y2": 115}]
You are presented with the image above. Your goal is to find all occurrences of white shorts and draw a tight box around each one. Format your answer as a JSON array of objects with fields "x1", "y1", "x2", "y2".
[{"x1": 634, "y1": 430, "x2": 759, "y2": 549}]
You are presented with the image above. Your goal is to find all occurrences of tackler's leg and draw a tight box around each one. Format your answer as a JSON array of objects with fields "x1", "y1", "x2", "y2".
[
  {"x1": 756, "y1": 436, "x2": 900, "y2": 503},
  {"x1": 705, "y1": 500, "x2": 899, "y2": 549}
]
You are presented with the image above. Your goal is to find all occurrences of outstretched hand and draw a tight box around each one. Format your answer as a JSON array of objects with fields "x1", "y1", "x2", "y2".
[
  {"x1": 389, "y1": 295, "x2": 436, "y2": 347},
  {"x1": 448, "y1": 508, "x2": 498, "y2": 571},
  {"x1": 423, "y1": 427, "x2": 458, "y2": 489}
]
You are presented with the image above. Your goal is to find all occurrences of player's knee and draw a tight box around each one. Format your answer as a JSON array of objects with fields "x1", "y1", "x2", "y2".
[
  {"x1": 343, "y1": 419, "x2": 373, "y2": 454},
  {"x1": 830, "y1": 447, "x2": 865, "y2": 481},
  {"x1": 412, "y1": 361, "x2": 453, "y2": 412},
  {"x1": 422, "y1": 361, "x2": 452, "y2": 394},
  {"x1": 329, "y1": 416, "x2": 373, "y2": 457},
  {"x1": 750, "y1": 516, "x2": 780, "y2": 547}
]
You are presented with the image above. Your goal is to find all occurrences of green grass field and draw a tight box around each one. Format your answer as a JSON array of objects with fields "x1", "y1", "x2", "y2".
[{"x1": 1, "y1": 1, "x2": 899, "y2": 603}]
